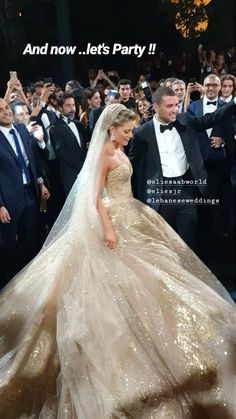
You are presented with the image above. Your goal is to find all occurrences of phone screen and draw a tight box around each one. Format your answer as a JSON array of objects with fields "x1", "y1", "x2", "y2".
[
  {"x1": 141, "y1": 81, "x2": 149, "y2": 89},
  {"x1": 33, "y1": 98, "x2": 39, "y2": 107}
]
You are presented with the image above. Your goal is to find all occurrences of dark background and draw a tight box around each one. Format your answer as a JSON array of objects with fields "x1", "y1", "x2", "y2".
[{"x1": 0, "y1": 0, "x2": 235, "y2": 90}]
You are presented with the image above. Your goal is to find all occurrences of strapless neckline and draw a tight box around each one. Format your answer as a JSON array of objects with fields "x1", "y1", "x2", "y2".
[{"x1": 108, "y1": 163, "x2": 132, "y2": 176}]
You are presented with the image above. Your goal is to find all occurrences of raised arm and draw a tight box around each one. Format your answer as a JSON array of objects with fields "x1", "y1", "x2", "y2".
[
  {"x1": 190, "y1": 98, "x2": 236, "y2": 131},
  {"x1": 96, "y1": 159, "x2": 117, "y2": 249}
]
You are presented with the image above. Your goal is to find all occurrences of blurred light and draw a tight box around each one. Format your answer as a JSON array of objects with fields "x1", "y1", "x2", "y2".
[
  {"x1": 175, "y1": 9, "x2": 209, "y2": 38},
  {"x1": 194, "y1": 0, "x2": 212, "y2": 5}
]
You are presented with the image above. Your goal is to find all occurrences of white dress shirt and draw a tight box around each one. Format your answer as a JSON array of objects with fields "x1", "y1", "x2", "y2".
[
  {"x1": 0, "y1": 125, "x2": 29, "y2": 184},
  {"x1": 203, "y1": 95, "x2": 217, "y2": 138},
  {"x1": 153, "y1": 117, "x2": 189, "y2": 178},
  {"x1": 41, "y1": 113, "x2": 57, "y2": 160},
  {"x1": 62, "y1": 116, "x2": 82, "y2": 148},
  {"x1": 220, "y1": 95, "x2": 233, "y2": 103},
  {"x1": 178, "y1": 101, "x2": 184, "y2": 113}
]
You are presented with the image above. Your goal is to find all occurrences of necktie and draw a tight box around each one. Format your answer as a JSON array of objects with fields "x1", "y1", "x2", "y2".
[
  {"x1": 160, "y1": 122, "x2": 175, "y2": 133},
  {"x1": 9, "y1": 128, "x2": 31, "y2": 184},
  {"x1": 206, "y1": 101, "x2": 217, "y2": 106}
]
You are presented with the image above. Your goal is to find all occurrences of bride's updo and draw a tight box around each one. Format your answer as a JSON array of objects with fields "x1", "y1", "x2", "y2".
[
  {"x1": 110, "y1": 108, "x2": 137, "y2": 127},
  {"x1": 97, "y1": 104, "x2": 137, "y2": 133}
]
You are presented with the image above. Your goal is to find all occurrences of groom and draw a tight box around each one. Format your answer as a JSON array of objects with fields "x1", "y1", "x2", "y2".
[{"x1": 129, "y1": 87, "x2": 236, "y2": 249}]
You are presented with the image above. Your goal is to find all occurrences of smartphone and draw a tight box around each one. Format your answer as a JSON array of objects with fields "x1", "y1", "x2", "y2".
[
  {"x1": 141, "y1": 81, "x2": 148, "y2": 89},
  {"x1": 146, "y1": 105, "x2": 154, "y2": 119},
  {"x1": 32, "y1": 97, "x2": 40, "y2": 107},
  {"x1": 189, "y1": 77, "x2": 197, "y2": 84},
  {"x1": 10, "y1": 71, "x2": 17, "y2": 80},
  {"x1": 141, "y1": 81, "x2": 152, "y2": 103}
]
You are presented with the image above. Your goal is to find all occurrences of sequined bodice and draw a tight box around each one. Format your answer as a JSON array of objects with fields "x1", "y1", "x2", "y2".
[{"x1": 105, "y1": 163, "x2": 133, "y2": 199}]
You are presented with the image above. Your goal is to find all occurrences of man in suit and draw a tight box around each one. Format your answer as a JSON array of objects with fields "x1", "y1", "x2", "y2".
[
  {"x1": 129, "y1": 87, "x2": 236, "y2": 249},
  {"x1": 0, "y1": 98, "x2": 41, "y2": 286},
  {"x1": 32, "y1": 87, "x2": 65, "y2": 229},
  {"x1": 172, "y1": 79, "x2": 186, "y2": 113},
  {"x1": 187, "y1": 74, "x2": 230, "y2": 236},
  {"x1": 9, "y1": 100, "x2": 50, "y2": 192},
  {"x1": 50, "y1": 92, "x2": 87, "y2": 196}
]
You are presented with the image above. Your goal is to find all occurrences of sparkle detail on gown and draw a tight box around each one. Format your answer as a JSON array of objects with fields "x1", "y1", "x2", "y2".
[{"x1": 0, "y1": 163, "x2": 235, "y2": 418}]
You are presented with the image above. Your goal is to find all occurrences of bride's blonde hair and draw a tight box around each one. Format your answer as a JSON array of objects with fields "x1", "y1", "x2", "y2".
[{"x1": 110, "y1": 108, "x2": 137, "y2": 127}]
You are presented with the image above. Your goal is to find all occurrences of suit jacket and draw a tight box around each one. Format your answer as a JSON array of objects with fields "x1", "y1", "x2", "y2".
[
  {"x1": 89, "y1": 106, "x2": 105, "y2": 134},
  {"x1": 187, "y1": 98, "x2": 226, "y2": 161},
  {"x1": 50, "y1": 117, "x2": 87, "y2": 196},
  {"x1": 30, "y1": 136, "x2": 50, "y2": 189},
  {"x1": 0, "y1": 124, "x2": 39, "y2": 217},
  {"x1": 129, "y1": 101, "x2": 236, "y2": 210}
]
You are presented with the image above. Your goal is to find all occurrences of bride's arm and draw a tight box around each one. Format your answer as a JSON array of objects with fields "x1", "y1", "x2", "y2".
[{"x1": 96, "y1": 163, "x2": 118, "y2": 249}]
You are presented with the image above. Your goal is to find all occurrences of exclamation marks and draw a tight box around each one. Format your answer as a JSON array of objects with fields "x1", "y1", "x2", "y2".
[{"x1": 148, "y1": 43, "x2": 156, "y2": 55}]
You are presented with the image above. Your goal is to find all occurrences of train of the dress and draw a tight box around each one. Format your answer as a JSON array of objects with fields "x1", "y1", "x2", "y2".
[{"x1": 0, "y1": 169, "x2": 235, "y2": 418}]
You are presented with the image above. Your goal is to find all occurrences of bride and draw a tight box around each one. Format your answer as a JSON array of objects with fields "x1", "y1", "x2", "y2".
[{"x1": 0, "y1": 104, "x2": 235, "y2": 418}]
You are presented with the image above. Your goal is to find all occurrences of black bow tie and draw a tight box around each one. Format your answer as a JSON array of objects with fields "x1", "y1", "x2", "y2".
[
  {"x1": 160, "y1": 122, "x2": 175, "y2": 133},
  {"x1": 206, "y1": 101, "x2": 217, "y2": 106}
]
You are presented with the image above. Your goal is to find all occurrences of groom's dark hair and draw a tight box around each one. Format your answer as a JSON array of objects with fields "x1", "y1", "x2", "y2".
[{"x1": 152, "y1": 87, "x2": 176, "y2": 105}]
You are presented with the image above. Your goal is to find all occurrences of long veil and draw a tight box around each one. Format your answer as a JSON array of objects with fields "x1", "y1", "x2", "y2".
[
  {"x1": 44, "y1": 103, "x2": 127, "y2": 249},
  {"x1": 0, "y1": 104, "x2": 127, "y2": 416},
  {"x1": 1, "y1": 103, "x2": 235, "y2": 419}
]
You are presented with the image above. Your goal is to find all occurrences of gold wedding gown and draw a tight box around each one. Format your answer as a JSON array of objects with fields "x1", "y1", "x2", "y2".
[{"x1": 0, "y1": 163, "x2": 235, "y2": 418}]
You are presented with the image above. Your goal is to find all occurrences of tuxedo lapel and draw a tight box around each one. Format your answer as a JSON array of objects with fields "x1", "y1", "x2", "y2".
[
  {"x1": 148, "y1": 120, "x2": 162, "y2": 169},
  {"x1": 59, "y1": 118, "x2": 83, "y2": 151},
  {"x1": 74, "y1": 122, "x2": 87, "y2": 153},
  {"x1": 174, "y1": 118, "x2": 193, "y2": 158}
]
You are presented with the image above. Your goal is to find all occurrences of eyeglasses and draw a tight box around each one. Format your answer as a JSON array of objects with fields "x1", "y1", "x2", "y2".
[{"x1": 204, "y1": 84, "x2": 220, "y2": 88}]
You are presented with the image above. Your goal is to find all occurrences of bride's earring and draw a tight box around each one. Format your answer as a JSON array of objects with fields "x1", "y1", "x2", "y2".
[{"x1": 111, "y1": 133, "x2": 116, "y2": 141}]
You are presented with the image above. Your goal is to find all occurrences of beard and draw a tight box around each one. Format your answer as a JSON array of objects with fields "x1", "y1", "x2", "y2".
[{"x1": 64, "y1": 111, "x2": 75, "y2": 121}]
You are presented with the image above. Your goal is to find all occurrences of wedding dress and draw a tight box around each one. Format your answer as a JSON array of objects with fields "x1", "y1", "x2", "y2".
[{"x1": 0, "y1": 105, "x2": 235, "y2": 419}]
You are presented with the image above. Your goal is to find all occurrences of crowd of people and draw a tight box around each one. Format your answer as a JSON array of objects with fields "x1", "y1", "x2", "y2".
[
  {"x1": 0, "y1": 46, "x2": 236, "y2": 290},
  {"x1": 0, "y1": 46, "x2": 236, "y2": 416}
]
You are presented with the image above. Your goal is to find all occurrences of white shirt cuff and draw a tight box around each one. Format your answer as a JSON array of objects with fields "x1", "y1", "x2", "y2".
[{"x1": 36, "y1": 140, "x2": 46, "y2": 149}]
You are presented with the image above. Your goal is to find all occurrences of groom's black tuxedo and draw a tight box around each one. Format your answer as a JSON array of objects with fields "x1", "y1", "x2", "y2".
[
  {"x1": 129, "y1": 101, "x2": 236, "y2": 209},
  {"x1": 129, "y1": 101, "x2": 236, "y2": 248}
]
